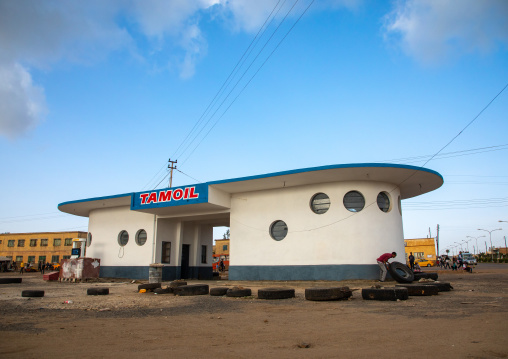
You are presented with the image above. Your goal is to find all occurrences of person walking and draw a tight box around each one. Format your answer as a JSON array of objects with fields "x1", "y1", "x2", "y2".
[
  {"x1": 19, "y1": 262, "x2": 25, "y2": 274},
  {"x1": 445, "y1": 256, "x2": 451, "y2": 269},
  {"x1": 409, "y1": 252, "x2": 415, "y2": 271},
  {"x1": 376, "y1": 252, "x2": 396, "y2": 282}
]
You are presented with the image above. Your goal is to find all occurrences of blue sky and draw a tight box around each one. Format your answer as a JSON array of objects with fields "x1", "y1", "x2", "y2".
[{"x1": 1, "y1": 0, "x2": 507, "y2": 254}]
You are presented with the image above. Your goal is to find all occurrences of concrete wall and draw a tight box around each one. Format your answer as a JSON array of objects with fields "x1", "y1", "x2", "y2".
[
  {"x1": 87, "y1": 206, "x2": 155, "y2": 278},
  {"x1": 88, "y1": 209, "x2": 214, "y2": 280},
  {"x1": 229, "y1": 181, "x2": 405, "y2": 280}
]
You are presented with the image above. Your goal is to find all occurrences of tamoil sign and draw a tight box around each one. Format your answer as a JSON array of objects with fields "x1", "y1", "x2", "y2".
[{"x1": 131, "y1": 183, "x2": 208, "y2": 210}]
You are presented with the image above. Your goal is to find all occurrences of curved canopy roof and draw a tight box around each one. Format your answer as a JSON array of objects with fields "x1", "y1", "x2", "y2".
[{"x1": 58, "y1": 163, "x2": 443, "y2": 217}]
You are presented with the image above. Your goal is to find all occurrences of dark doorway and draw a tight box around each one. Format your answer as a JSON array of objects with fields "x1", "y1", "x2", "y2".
[{"x1": 181, "y1": 244, "x2": 190, "y2": 279}]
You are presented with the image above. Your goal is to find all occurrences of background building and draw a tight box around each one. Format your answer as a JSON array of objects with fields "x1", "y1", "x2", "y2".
[
  {"x1": 404, "y1": 238, "x2": 437, "y2": 263},
  {"x1": 0, "y1": 231, "x2": 87, "y2": 266},
  {"x1": 213, "y1": 238, "x2": 230, "y2": 271}
]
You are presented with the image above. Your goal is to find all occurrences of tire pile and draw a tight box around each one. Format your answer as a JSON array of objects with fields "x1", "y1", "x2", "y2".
[{"x1": 361, "y1": 261, "x2": 453, "y2": 301}]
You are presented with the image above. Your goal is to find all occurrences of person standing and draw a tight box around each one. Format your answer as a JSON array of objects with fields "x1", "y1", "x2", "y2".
[
  {"x1": 19, "y1": 262, "x2": 25, "y2": 274},
  {"x1": 376, "y1": 252, "x2": 397, "y2": 282},
  {"x1": 409, "y1": 252, "x2": 415, "y2": 271}
]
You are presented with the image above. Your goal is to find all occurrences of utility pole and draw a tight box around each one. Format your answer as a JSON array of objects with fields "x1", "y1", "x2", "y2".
[
  {"x1": 436, "y1": 224, "x2": 440, "y2": 256},
  {"x1": 168, "y1": 159, "x2": 177, "y2": 188}
]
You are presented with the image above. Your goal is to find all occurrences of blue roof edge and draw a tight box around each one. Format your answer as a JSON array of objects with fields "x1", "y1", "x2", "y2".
[
  {"x1": 58, "y1": 192, "x2": 134, "y2": 209},
  {"x1": 207, "y1": 163, "x2": 443, "y2": 186},
  {"x1": 57, "y1": 163, "x2": 443, "y2": 208}
]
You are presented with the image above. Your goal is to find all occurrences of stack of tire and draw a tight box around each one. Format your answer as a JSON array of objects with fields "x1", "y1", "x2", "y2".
[{"x1": 362, "y1": 261, "x2": 452, "y2": 301}]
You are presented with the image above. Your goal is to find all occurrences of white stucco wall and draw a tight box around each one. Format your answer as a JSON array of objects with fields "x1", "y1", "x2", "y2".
[
  {"x1": 230, "y1": 181, "x2": 405, "y2": 266},
  {"x1": 87, "y1": 206, "x2": 155, "y2": 267}
]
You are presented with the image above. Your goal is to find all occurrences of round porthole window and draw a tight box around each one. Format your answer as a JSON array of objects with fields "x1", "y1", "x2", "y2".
[
  {"x1": 136, "y1": 229, "x2": 147, "y2": 246},
  {"x1": 87, "y1": 233, "x2": 92, "y2": 247},
  {"x1": 118, "y1": 230, "x2": 129, "y2": 246},
  {"x1": 310, "y1": 193, "x2": 330, "y2": 214},
  {"x1": 270, "y1": 220, "x2": 288, "y2": 241},
  {"x1": 377, "y1": 192, "x2": 391, "y2": 213},
  {"x1": 343, "y1": 191, "x2": 365, "y2": 212}
]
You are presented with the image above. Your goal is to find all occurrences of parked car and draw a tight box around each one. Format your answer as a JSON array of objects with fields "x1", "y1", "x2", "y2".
[
  {"x1": 415, "y1": 258, "x2": 434, "y2": 267},
  {"x1": 461, "y1": 252, "x2": 477, "y2": 265}
]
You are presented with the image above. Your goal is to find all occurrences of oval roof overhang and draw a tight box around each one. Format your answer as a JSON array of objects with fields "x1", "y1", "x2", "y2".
[{"x1": 58, "y1": 163, "x2": 443, "y2": 217}]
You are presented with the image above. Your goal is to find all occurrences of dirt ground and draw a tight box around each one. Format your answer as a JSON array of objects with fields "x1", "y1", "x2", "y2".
[{"x1": 1, "y1": 265, "x2": 507, "y2": 359}]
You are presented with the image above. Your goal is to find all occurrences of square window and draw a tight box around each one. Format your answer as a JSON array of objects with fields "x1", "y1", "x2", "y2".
[
  {"x1": 161, "y1": 242, "x2": 171, "y2": 264},
  {"x1": 41, "y1": 238, "x2": 48, "y2": 247},
  {"x1": 63, "y1": 255, "x2": 71, "y2": 259},
  {"x1": 51, "y1": 255, "x2": 60, "y2": 263},
  {"x1": 30, "y1": 239, "x2": 38, "y2": 247},
  {"x1": 16, "y1": 256, "x2": 23, "y2": 262},
  {"x1": 18, "y1": 239, "x2": 25, "y2": 247},
  {"x1": 27, "y1": 256, "x2": 35, "y2": 263},
  {"x1": 54, "y1": 238, "x2": 61, "y2": 246},
  {"x1": 39, "y1": 256, "x2": 46, "y2": 263},
  {"x1": 8, "y1": 240, "x2": 15, "y2": 247},
  {"x1": 222, "y1": 245, "x2": 228, "y2": 251},
  {"x1": 64, "y1": 238, "x2": 72, "y2": 246}
]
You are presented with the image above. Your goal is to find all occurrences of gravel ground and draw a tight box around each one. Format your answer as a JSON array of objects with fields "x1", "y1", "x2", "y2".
[{"x1": 1, "y1": 265, "x2": 507, "y2": 358}]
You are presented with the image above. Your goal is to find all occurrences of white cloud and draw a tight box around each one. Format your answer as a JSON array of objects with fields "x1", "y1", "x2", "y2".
[
  {"x1": 385, "y1": 0, "x2": 508, "y2": 64},
  {"x1": 0, "y1": 63, "x2": 47, "y2": 139}
]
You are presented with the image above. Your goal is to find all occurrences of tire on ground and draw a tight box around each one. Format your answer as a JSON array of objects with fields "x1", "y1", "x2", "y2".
[
  {"x1": 153, "y1": 287, "x2": 173, "y2": 295},
  {"x1": 169, "y1": 280, "x2": 187, "y2": 288},
  {"x1": 361, "y1": 287, "x2": 408, "y2": 301},
  {"x1": 413, "y1": 272, "x2": 439, "y2": 281},
  {"x1": 22, "y1": 290, "x2": 44, "y2": 298},
  {"x1": 87, "y1": 287, "x2": 110, "y2": 296},
  {"x1": 226, "y1": 287, "x2": 252, "y2": 297},
  {"x1": 173, "y1": 284, "x2": 209, "y2": 296},
  {"x1": 305, "y1": 287, "x2": 353, "y2": 301},
  {"x1": 0, "y1": 278, "x2": 22, "y2": 284},
  {"x1": 258, "y1": 288, "x2": 295, "y2": 300},
  {"x1": 388, "y1": 262, "x2": 414, "y2": 283},
  {"x1": 395, "y1": 284, "x2": 439, "y2": 296},
  {"x1": 210, "y1": 287, "x2": 229, "y2": 296},
  {"x1": 137, "y1": 283, "x2": 161, "y2": 292},
  {"x1": 419, "y1": 281, "x2": 453, "y2": 292}
]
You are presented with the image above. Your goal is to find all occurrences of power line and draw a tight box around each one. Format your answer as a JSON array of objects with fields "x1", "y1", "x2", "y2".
[
  {"x1": 178, "y1": 0, "x2": 307, "y2": 164},
  {"x1": 379, "y1": 143, "x2": 508, "y2": 164},
  {"x1": 143, "y1": 0, "x2": 288, "y2": 189},
  {"x1": 145, "y1": 1, "x2": 315, "y2": 190},
  {"x1": 181, "y1": 0, "x2": 316, "y2": 166},
  {"x1": 171, "y1": 0, "x2": 285, "y2": 160}
]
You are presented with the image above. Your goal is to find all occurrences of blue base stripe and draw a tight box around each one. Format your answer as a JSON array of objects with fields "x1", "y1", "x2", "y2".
[
  {"x1": 229, "y1": 264, "x2": 380, "y2": 281},
  {"x1": 100, "y1": 266, "x2": 213, "y2": 280}
]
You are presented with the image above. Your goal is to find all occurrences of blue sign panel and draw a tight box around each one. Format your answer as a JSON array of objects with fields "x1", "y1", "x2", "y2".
[{"x1": 131, "y1": 183, "x2": 208, "y2": 210}]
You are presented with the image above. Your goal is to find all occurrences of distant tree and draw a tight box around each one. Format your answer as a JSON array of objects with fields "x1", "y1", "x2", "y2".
[{"x1": 223, "y1": 229, "x2": 230, "y2": 239}]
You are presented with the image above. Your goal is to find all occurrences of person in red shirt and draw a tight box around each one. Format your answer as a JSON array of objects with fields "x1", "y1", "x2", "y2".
[{"x1": 377, "y1": 252, "x2": 397, "y2": 282}]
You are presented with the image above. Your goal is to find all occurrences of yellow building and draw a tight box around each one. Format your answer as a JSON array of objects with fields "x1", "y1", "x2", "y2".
[
  {"x1": 213, "y1": 239, "x2": 230, "y2": 270},
  {"x1": 214, "y1": 239, "x2": 230, "y2": 256},
  {"x1": 0, "y1": 231, "x2": 87, "y2": 266},
  {"x1": 404, "y1": 238, "x2": 437, "y2": 263}
]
